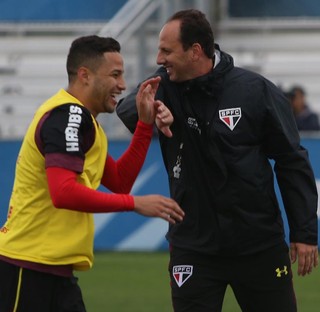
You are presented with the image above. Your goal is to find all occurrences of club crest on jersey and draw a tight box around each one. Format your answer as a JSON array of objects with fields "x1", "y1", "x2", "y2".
[
  {"x1": 219, "y1": 107, "x2": 241, "y2": 131},
  {"x1": 173, "y1": 265, "x2": 193, "y2": 287}
]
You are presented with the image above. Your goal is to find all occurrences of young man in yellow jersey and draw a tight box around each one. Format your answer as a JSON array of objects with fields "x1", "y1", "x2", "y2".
[{"x1": 0, "y1": 35, "x2": 184, "y2": 312}]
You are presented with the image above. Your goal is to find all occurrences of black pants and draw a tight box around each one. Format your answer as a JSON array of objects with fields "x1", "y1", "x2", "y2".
[
  {"x1": 0, "y1": 260, "x2": 86, "y2": 312},
  {"x1": 169, "y1": 243, "x2": 297, "y2": 312}
]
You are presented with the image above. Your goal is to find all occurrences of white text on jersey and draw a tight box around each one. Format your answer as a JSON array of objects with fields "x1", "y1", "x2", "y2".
[{"x1": 65, "y1": 105, "x2": 82, "y2": 152}]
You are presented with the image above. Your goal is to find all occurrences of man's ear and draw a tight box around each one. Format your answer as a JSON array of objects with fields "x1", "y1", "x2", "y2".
[
  {"x1": 191, "y1": 43, "x2": 202, "y2": 61},
  {"x1": 77, "y1": 66, "x2": 90, "y2": 85}
]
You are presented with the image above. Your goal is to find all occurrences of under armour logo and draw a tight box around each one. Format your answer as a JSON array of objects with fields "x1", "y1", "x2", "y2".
[{"x1": 275, "y1": 266, "x2": 288, "y2": 277}]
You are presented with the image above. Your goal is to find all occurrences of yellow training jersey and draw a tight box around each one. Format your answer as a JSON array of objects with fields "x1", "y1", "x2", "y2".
[{"x1": 0, "y1": 89, "x2": 107, "y2": 271}]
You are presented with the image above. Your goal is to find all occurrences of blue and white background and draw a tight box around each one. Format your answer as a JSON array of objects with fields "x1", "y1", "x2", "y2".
[{"x1": 0, "y1": 138, "x2": 320, "y2": 250}]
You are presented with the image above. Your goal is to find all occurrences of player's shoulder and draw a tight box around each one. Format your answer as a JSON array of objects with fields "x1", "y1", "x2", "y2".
[
  {"x1": 39, "y1": 103, "x2": 94, "y2": 138},
  {"x1": 51, "y1": 103, "x2": 92, "y2": 125},
  {"x1": 52, "y1": 103, "x2": 91, "y2": 116}
]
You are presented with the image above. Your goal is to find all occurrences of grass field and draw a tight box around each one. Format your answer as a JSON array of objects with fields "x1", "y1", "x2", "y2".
[{"x1": 77, "y1": 251, "x2": 320, "y2": 312}]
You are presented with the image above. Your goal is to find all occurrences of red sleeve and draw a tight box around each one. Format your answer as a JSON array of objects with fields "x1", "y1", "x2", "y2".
[
  {"x1": 101, "y1": 120, "x2": 153, "y2": 193},
  {"x1": 46, "y1": 167, "x2": 134, "y2": 213}
]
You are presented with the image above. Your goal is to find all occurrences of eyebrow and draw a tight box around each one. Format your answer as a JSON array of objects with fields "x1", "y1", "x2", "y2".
[
  {"x1": 159, "y1": 47, "x2": 171, "y2": 52},
  {"x1": 111, "y1": 69, "x2": 124, "y2": 74}
]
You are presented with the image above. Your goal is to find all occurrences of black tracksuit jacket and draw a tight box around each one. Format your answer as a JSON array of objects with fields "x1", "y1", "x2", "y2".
[{"x1": 117, "y1": 46, "x2": 318, "y2": 256}]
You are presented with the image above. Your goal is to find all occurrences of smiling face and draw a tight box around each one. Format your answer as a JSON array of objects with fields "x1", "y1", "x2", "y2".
[
  {"x1": 87, "y1": 52, "x2": 126, "y2": 116},
  {"x1": 156, "y1": 20, "x2": 195, "y2": 82}
]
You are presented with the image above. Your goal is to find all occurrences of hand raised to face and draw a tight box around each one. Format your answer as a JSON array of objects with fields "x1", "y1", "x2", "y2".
[{"x1": 135, "y1": 76, "x2": 161, "y2": 124}]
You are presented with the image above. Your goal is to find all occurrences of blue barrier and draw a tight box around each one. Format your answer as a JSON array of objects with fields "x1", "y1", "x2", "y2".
[
  {"x1": 0, "y1": 139, "x2": 319, "y2": 250},
  {"x1": 229, "y1": 0, "x2": 320, "y2": 17},
  {"x1": 0, "y1": 0, "x2": 127, "y2": 21}
]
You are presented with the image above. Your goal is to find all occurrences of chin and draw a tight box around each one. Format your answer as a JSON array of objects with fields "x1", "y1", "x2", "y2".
[{"x1": 107, "y1": 107, "x2": 115, "y2": 114}]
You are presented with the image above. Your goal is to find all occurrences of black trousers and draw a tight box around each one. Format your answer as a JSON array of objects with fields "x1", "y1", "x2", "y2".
[
  {"x1": 169, "y1": 243, "x2": 297, "y2": 312},
  {"x1": 0, "y1": 260, "x2": 86, "y2": 312}
]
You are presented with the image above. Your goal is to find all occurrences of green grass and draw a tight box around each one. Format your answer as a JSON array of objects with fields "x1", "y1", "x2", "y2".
[{"x1": 78, "y1": 251, "x2": 320, "y2": 312}]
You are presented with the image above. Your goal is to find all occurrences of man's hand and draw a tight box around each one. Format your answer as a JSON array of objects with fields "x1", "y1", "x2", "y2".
[
  {"x1": 154, "y1": 100, "x2": 173, "y2": 138},
  {"x1": 290, "y1": 242, "x2": 319, "y2": 276},
  {"x1": 133, "y1": 195, "x2": 184, "y2": 224},
  {"x1": 136, "y1": 76, "x2": 161, "y2": 125}
]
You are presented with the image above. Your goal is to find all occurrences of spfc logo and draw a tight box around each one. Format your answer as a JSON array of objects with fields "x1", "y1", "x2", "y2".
[
  {"x1": 172, "y1": 265, "x2": 193, "y2": 287},
  {"x1": 219, "y1": 107, "x2": 241, "y2": 131}
]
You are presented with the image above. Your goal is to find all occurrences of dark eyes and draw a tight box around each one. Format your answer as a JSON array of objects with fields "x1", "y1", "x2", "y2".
[
  {"x1": 111, "y1": 72, "x2": 121, "y2": 78},
  {"x1": 163, "y1": 49, "x2": 171, "y2": 55}
]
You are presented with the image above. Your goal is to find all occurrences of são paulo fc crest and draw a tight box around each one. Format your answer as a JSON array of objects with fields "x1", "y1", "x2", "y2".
[
  {"x1": 219, "y1": 107, "x2": 241, "y2": 131},
  {"x1": 172, "y1": 265, "x2": 193, "y2": 287}
]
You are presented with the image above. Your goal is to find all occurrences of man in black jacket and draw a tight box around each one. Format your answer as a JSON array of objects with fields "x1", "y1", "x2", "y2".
[{"x1": 117, "y1": 9, "x2": 318, "y2": 312}]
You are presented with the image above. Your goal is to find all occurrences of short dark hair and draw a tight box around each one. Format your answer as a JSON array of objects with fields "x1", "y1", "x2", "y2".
[
  {"x1": 167, "y1": 9, "x2": 214, "y2": 58},
  {"x1": 66, "y1": 35, "x2": 121, "y2": 82},
  {"x1": 289, "y1": 85, "x2": 305, "y2": 96}
]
